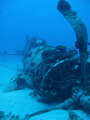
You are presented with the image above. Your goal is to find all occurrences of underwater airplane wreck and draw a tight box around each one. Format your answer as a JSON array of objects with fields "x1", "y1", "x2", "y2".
[{"x1": 0, "y1": 0, "x2": 90, "y2": 119}]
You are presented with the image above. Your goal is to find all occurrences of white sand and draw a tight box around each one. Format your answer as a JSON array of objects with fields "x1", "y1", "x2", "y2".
[{"x1": 0, "y1": 55, "x2": 89, "y2": 120}]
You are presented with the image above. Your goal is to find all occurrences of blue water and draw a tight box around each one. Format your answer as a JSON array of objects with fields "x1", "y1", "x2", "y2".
[
  {"x1": 0, "y1": 0, "x2": 90, "y2": 53},
  {"x1": 0, "y1": 0, "x2": 90, "y2": 119}
]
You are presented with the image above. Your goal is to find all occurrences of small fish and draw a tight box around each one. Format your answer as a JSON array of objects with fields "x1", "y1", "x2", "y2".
[
  {"x1": 17, "y1": 64, "x2": 18, "y2": 67},
  {"x1": 60, "y1": 33, "x2": 65, "y2": 36},
  {"x1": 59, "y1": 46, "x2": 68, "y2": 48}
]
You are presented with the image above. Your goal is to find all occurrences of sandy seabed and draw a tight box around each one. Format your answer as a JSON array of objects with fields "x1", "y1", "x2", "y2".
[{"x1": 0, "y1": 55, "x2": 89, "y2": 120}]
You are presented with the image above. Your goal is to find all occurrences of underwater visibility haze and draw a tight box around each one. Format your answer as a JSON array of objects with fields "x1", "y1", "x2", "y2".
[
  {"x1": 0, "y1": 0, "x2": 90, "y2": 119},
  {"x1": 0, "y1": 0, "x2": 90, "y2": 52}
]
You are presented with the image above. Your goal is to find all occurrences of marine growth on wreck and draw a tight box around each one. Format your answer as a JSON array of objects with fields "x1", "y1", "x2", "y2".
[{"x1": 0, "y1": 0, "x2": 90, "y2": 120}]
